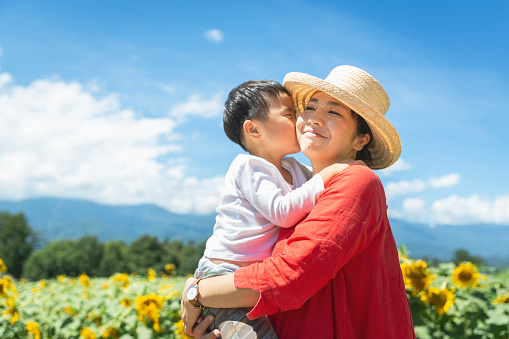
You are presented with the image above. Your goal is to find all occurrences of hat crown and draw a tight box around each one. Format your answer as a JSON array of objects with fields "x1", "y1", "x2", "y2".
[{"x1": 324, "y1": 65, "x2": 390, "y2": 116}]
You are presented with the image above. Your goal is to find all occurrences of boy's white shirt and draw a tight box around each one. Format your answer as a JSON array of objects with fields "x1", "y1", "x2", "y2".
[{"x1": 204, "y1": 153, "x2": 325, "y2": 262}]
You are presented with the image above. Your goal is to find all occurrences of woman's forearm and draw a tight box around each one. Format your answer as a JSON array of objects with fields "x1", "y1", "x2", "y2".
[{"x1": 196, "y1": 273, "x2": 260, "y2": 308}]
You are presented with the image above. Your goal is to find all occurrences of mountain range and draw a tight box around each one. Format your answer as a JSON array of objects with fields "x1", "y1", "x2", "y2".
[{"x1": 1, "y1": 197, "x2": 508, "y2": 266}]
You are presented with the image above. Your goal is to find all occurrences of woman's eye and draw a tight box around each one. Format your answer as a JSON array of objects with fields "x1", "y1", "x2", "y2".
[
  {"x1": 304, "y1": 106, "x2": 315, "y2": 111},
  {"x1": 329, "y1": 111, "x2": 341, "y2": 116}
]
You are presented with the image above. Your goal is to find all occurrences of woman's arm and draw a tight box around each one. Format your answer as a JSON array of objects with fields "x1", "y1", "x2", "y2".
[{"x1": 180, "y1": 275, "x2": 259, "y2": 336}]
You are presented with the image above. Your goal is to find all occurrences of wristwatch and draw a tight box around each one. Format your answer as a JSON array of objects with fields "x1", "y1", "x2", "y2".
[{"x1": 185, "y1": 279, "x2": 205, "y2": 309}]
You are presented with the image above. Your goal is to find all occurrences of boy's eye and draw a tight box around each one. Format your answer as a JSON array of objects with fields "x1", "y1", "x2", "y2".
[
  {"x1": 304, "y1": 106, "x2": 315, "y2": 111},
  {"x1": 328, "y1": 110, "x2": 341, "y2": 116}
]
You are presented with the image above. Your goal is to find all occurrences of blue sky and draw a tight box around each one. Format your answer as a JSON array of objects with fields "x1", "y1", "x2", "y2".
[{"x1": 0, "y1": 0, "x2": 508, "y2": 226}]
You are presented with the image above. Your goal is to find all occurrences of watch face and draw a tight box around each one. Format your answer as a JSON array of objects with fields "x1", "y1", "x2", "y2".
[{"x1": 186, "y1": 286, "x2": 198, "y2": 300}]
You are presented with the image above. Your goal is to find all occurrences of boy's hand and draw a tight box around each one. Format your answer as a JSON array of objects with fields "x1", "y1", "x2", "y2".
[{"x1": 319, "y1": 160, "x2": 366, "y2": 186}]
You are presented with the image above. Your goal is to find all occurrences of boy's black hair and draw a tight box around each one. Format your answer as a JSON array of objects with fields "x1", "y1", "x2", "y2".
[{"x1": 223, "y1": 80, "x2": 288, "y2": 151}]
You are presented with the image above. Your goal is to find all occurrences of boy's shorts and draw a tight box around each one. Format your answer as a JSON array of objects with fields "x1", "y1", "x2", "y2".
[{"x1": 193, "y1": 257, "x2": 278, "y2": 339}]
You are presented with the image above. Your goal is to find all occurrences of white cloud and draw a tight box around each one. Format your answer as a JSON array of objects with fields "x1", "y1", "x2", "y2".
[
  {"x1": 205, "y1": 29, "x2": 224, "y2": 43},
  {"x1": 0, "y1": 75, "x2": 224, "y2": 214},
  {"x1": 169, "y1": 92, "x2": 224, "y2": 123},
  {"x1": 378, "y1": 158, "x2": 411, "y2": 176},
  {"x1": 0, "y1": 72, "x2": 12, "y2": 87},
  {"x1": 431, "y1": 194, "x2": 509, "y2": 225},
  {"x1": 385, "y1": 172, "x2": 460, "y2": 200},
  {"x1": 429, "y1": 173, "x2": 460, "y2": 188},
  {"x1": 385, "y1": 179, "x2": 427, "y2": 200},
  {"x1": 402, "y1": 197, "x2": 426, "y2": 219}
]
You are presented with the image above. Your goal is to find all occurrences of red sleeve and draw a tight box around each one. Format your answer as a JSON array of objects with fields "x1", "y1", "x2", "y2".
[{"x1": 234, "y1": 166, "x2": 387, "y2": 319}]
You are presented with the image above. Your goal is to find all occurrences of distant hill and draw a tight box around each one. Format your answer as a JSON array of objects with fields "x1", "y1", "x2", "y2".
[
  {"x1": 0, "y1": 197, "x2": 215, "y2": 243},
  {"x1": 1, "y1": 197, "x2": 509, "y2": 266}
]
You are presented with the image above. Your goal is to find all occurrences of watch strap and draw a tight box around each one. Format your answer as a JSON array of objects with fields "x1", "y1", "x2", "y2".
[{"x1": 188, "y1": 279, "x2": 205, "y2": 309}]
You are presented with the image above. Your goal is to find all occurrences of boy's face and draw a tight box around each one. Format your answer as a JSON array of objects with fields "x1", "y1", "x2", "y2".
[{"x1": 258, "y1": 93, "x2": 300, "y2": 157}]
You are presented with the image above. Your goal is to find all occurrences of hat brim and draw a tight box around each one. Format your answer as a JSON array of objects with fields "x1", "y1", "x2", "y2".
[{"x1": 283, "y1": 72, "x2": 401, "y2": 170}]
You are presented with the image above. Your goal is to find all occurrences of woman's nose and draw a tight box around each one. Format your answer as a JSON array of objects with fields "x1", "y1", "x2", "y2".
[{"x1": 306, "y1": 113, "x2": 323, "y2": 126}]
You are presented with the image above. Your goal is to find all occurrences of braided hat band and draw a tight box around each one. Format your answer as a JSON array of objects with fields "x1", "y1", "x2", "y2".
[{"x1": 283, "y1": 65, "x2": 401, "y2": 170}]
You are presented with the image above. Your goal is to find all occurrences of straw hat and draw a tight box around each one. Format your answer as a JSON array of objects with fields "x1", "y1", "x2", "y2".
[{"x1": 283, "y1": 65, "x2": 401, "y2": 170}]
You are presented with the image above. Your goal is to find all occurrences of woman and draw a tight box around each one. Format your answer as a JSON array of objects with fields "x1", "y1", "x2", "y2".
[{"x1": 181, "y1": 65, "x2": 415, "y2": 338}]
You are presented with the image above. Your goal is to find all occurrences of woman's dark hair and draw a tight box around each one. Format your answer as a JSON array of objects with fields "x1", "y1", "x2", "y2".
[
  {"x1": 223, "y1": 80, "x2": 288, "y2": 151},
  {"x1": 352, "y1": 110, "x2": 373, "y2": 164}
]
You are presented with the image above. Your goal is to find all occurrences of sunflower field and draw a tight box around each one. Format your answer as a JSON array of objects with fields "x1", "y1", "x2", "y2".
[
  {"x1": 2, "y1": 254, "x2": 509, "y2": 339},
  {"x1": 0, "y1": 260, "x2": 191, "y2": 339}
]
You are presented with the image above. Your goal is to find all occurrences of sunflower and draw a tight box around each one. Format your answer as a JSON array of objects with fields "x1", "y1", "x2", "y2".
[
  {"x1": 113, "y1": 273, "x2": 130, "y2": 288},
  {"x1": 400, "y1": 259, "x2": 435, "y2": 295},
  {"x1": 26, "y1": 321, "x2": 41, "y2": 339},
  {"x1": 493, "y1": 292, "x2": 509, "y2": 304},
  {"x1": 2, "y1": 297, "x2": 20, "y2": 325},
  {"x1": 135, "y1": 293, "x2": 164, "y2": 333},
  {"x1": 165, "y1": 263, "x2": 176, "y2": 275},
  {"x1": 420, "y1": 286, "x2": 456, "y2": 315},
  {"x1": 148, "y1": 268, "x2": 157, "y2": 281},
  {"x1": 101, "y1": 326, "x2": 119, "y2": 339},
  {"x1": 80, "y1": 327, "x2": 97, "y2": 339},
  {"x1": 0, "y1": 258, "x2": 7, "y2": 273},
  {"x1": 79, "y1": 274, "x2": 91, "y2": 288},
  {"x1": 121, "y1": 297, "x2": 132, "y2": 307},
  {"x1": 173, "y1": 319, "x2": 193, "y2": 339},
  {"x1": 452, "y1": 262, "x2": 480, "y2": 288}
]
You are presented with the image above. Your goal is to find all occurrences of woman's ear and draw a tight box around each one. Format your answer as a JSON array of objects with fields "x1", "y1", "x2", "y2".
[
  {"x1": 353, "y1": 133, "x2": 370, "y2": 151},
  {"x1": 243, "y1": 120, "x2": 262, "y2": 140}
]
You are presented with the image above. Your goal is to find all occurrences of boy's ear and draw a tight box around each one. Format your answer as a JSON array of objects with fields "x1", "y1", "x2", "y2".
[
  {"x1": 243, "y1": 120, "x2": 262, "y2": 140},
  {"x1": 353, "y1": 133, "x2": 370, "y2": 151}
]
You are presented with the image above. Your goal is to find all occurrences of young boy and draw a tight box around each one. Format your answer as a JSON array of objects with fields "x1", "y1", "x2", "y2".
[{"x1": 187, "y1": 80, "x2": 351, "y2": 338}]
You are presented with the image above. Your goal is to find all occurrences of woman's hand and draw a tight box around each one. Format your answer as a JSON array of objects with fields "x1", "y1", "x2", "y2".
[
  {"x1": 181, "y1": 277, "x2": 204, "y2": 336},
  {"x1": 180, "y1": 277, "x2": 221, "y2": 337}
]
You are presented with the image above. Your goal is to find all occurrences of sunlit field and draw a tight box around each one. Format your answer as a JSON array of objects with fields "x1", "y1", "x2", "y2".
[{"x1": 1, "y1": 256, "x2": 509, "y2": 339}]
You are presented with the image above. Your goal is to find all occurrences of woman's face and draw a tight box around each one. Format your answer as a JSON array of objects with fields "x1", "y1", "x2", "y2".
[{"x1": 296, "y1": 91, "x2": 368, "y2": 167}]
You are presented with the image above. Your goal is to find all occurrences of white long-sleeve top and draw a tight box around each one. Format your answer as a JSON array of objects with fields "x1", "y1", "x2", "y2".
[{"x1": 204, "y1": 154, "x2": 324, "y2": 262}]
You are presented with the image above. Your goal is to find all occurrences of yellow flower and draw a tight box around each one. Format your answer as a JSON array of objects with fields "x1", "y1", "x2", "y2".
[
  {"x1": 148, "y1": 268, "x2": 156, "y2": 281},
  {"x1": 0, "y1": 275, "x2": 17, "y2": 297},
  {"x1": 31, "y1": 288, "x2": 39, "y2": 293},
  {"x1": 102, "y1": 282, "x2": 109, "y2": 289},
  {"x1": 79, "y1": 274, "x2": 91, "y2": 288},
  {"x1": 0, "y1": 258, "x2": 7, "y2": 273},
  {"x1": 64, "y1": 306, "x2": 78, "y2": 316},
  {"x1": 38, "y1": 280, "x2": 47, "y2": 288},
  {"x1": 80, "y1": 327, "x2": 97, "y2": 339},
  {"x1": 57, "y1": 274, "x2": 67, "y2": 283},
  {"x1": 421, "y1": 286, "x2": 456, "y2": 315},
  {"x1": 165, "y1": 263, "x2": 176, "y2": 275},
  {"x1": 121, "y1": 297, "x2": 132, "y2": 307},
  {"x1": 87, "y1": 312, "x2": 102, "y2": 325},
  {"x1": 101, "y1": 326, "x2": 119, "y2": 339},
  {"x1": 26, "y1": 321, "x2": 41, "y2": 339},
  {"x1": 174, "y1": 319, "x2": 193, "y2": 339},
  {"x1": 70, "y1": 277, "x2": 76, "y2": 285},
  {"x1": 493, "y1": 292, "x2": 509, "y2": 304},
  {"x1": 113, "y1": 273, "x2": 130, "y2": 288},
  {"x1": 135, "y1": 292, "x2": 164, "y2": 332},
  {"x1": 2, "y1": 297, "x2": 20, "y2": 324},
  {"x1": 452, "y1": 262, "x2": 480, "y2": 288},
  {"x1": 400, "y1": 259, "x2": 435, "y2": 295},
  {"x1": 159, "y1": 284, "x2": 179, "y2": 300}
]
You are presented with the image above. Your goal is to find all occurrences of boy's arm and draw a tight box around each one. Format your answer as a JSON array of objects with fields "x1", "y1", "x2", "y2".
[
  {"x1": 238, "y1": 157, "x2": 323, "y2": 228},
  {"x1": 318, "y1": 160, "x2": 366, "y2": 186}
]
